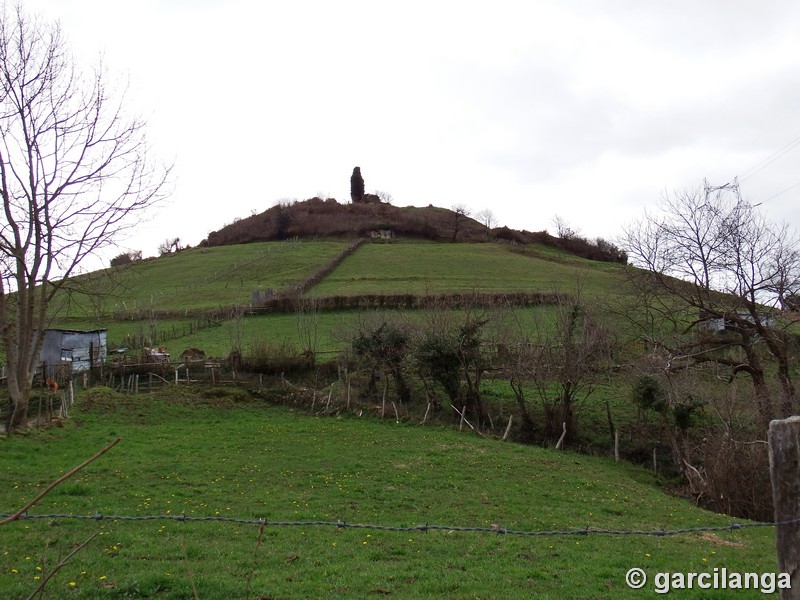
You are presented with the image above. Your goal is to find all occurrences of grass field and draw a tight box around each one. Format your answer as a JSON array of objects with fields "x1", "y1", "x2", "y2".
[
  {"x1": 309, "y1": 241, "x2": 626, "y2": 298},
  {"x1": 0, "y1": 387, "x2": 778, "y2": 599},
  {"x1": 36, "y1": 238, "x2": 632, "y2": 363},
  {"x1": 50, "y1": 240, "x2": 347, "y2": 318}
]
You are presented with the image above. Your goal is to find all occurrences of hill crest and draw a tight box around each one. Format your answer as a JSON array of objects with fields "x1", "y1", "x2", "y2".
[{"x1": 201, "y1": 198, "x2": 628, "y2": 264}]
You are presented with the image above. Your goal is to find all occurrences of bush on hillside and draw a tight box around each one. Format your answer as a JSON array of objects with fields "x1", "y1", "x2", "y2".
[{"x1": 110, "y1": 250, "x2": 142, "y2": 267}]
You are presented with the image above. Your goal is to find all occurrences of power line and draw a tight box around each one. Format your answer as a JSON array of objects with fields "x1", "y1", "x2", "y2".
[
  {"x1": 740, "y1": 133, "x2": 800, "y2": 183},
  {"x1": 761, "y1": 180, "x2": 800, "y2": 203}
]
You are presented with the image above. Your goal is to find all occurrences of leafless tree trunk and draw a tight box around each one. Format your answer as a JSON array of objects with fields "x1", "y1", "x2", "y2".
[
  {"x1": 451, "y1": 204, "x2": 470, "y2": 243},
  {"x1": 0, "y1": 6, "x2": 170, "y2": 430},
  {"x1": 476, "y1": 208, "x2": 498, "y2": 230}
]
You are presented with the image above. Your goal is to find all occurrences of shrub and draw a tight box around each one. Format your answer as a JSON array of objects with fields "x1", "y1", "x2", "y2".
[
  {"x1": 243, "y1": 339, "x2": 313, "y2": 375},
  {"x1": 686, "y1": 428, "x2": 772, "y2": 521},
  {"x1": 351, "y1": 318, "x2": 413, "y2": 402},
  {"x1": 110, "y1": 250, "x2": 142, "y2": 267}
]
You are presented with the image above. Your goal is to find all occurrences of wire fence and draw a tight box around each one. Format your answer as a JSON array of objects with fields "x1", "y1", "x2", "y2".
[{"x1": 2, "y1": 512, "x2": 792, "y2": 538}]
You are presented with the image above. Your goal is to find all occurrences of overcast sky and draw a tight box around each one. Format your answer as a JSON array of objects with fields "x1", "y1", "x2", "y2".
[{"x1": 22, "y1": 0, "x2": 800, "y2": 260}]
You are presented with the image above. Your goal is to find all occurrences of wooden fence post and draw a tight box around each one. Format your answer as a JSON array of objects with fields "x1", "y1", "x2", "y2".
[{"x1": 769, "y1": 416, "x2": 800, "y2": 599}]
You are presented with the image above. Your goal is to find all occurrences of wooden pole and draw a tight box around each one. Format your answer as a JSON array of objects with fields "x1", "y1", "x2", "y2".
[
  {"x1": 769, "y1": 416, "x2": 800, "y2": 598},
  {"x1": 555, "y1": 422, "x2": 567, "y2": 450},
  {"x1": 503, "y1": 415, "x2": 513, "y2": 441}
]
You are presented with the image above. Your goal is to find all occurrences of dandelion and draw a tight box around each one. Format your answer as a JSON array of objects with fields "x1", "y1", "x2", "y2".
[
  {"x1": 99, "y1": 576, "x2": 107, "y2": 580},
  {"x1": 68, "y1": 582, "x2": 76, "y2": 587}
]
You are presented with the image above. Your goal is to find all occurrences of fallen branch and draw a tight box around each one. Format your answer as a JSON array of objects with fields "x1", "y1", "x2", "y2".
[
  {"x1": 25, "y1": 533, "x2": 97, "y2": 600},
  {"x1": 451, "y1": 405, "x2": 482, "y2": 436},
  {"x1": 1, "y1": 437, "x2": 121, "y2": 526}
]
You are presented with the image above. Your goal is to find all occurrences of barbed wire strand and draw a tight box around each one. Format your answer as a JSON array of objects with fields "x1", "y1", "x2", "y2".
[{"x1": 2, "y1": 513, "x2": 796, "y2": 537}]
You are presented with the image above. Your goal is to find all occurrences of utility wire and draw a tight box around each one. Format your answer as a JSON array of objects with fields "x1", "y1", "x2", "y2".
[{"x1": 740, "y1": 133, "x2": 800, "y2": 183}]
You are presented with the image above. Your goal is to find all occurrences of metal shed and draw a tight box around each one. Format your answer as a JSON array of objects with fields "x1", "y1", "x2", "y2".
[{"x1": 39, "y1": 329, "x2": 107, "y2": 379}]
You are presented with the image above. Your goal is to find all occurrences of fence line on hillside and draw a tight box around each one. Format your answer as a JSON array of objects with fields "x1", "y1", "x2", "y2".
[{"x1": 1, "y1": 511, "x2": 792, "y2": 538}]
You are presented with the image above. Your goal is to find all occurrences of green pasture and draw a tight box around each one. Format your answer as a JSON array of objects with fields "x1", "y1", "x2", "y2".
[
  {"x1": 0, "y1": 388, "x2": 778, "y2": 599},
  {"x1": 49, "y1": 240, "x2": 347, "y2": 318},
  {"x1": 88, "y1": 304, "x2": 564, "y2": 359},
  {"x1": 309, "y1": 241, "x2": 627, "y2": 298}
]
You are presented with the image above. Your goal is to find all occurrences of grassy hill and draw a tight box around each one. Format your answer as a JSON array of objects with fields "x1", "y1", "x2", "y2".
[
  {"x1": 46, "y1": 236, "x2": 628, "y2": 356},
  {"x1": 52, "y1": 240, "x2": 348, "y2": 319},
  {"x1": 0, "y1": 389, "x2": 777, "y2": 599},
  {"x1": 309, "y1": 240, "x2": 625, "y2": 298}
]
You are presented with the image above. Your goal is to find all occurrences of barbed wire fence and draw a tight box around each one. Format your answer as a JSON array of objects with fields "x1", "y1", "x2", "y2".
[
  {"x1": 3, "y1": 423, "x2": 800, "y2": 597},
  {"x1": 1, "y1": 511, "x2": 795, "y2": 538}
]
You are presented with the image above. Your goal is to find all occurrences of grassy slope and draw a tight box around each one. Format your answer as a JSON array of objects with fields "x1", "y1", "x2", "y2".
[
  {"x1": 309, "y1": 240, "x2": 626, "y2": 298},
  {"x1": 50, "y1": 240, "x2": 347, "y2": 320},
  {"x1": 0, "y1": 390, "x2": 776, "y2": 599},
  {"x1": 47, "y1": 239, "x2": 625, "y2": 359}
]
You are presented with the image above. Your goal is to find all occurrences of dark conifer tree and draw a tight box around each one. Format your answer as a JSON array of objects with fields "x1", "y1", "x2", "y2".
[{"x1": 350, "y1": 166, "x2": 364, "y2": 203}]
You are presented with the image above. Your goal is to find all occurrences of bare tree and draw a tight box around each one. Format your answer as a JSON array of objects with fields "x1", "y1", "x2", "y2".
[
  {"x1": 476, "y1": 208, "x2": 498, "y2": 230},
  {"x1": 451, "y1": 203, "x2": 471, "y2": 243},
  {"x1": 295, "y1": 294, "x2": 320, "y2": 363},
  {"x1": 620, "y1": 181, "x2": 800, "y2": 428},
  {"x1": 374, "y1": 190, "x2": 394, "y2": 205},
  {"x1": 0, "y1": 6, "x2": 170, "y2": 430},
  {"x1": 552, "y1": 215, "x2": 579, "y2": 240},
  {"x1": 158, "y1": 237, "x2": 182, "y2": 256},
  {"x1": 504, "y1": 293, "x2": 611, "y2": 445}
]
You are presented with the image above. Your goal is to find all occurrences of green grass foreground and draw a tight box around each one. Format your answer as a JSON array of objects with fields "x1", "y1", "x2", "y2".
[{"x1": 0, "y1": 387, "x2": 778, "y2": 599}]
